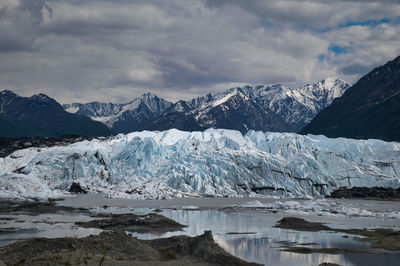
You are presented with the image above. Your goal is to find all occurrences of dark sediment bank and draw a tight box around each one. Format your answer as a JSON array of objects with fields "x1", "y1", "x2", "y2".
[
  {"x1": 76, "y1": 213, "x2": 186, "y2": 233},
  {"x1": 328, "y1": 187, "x2": 400, "y2": 200},
  {"x1": 0, "y1": 230, "x2": 261, "y2": 266},
  {"x1": 0, "y1": 135, "x2": 109, "y2": 158},
  {"x1": 274, "y1": 217, "x2": 330, "y2": 232},
  {"x1": 275, "y1": 217, "x2": 400, "y2": 254}
]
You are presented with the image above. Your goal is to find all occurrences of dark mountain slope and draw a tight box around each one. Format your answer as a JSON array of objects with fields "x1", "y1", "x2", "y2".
[
  {"x1": 0, "y1": 90, "x2": 112, "y2": 138},
  {"x1": 301, "y1": 55, "x2": 400, "y2": 141},
  {"x1": 0, "y1": 113, "x2": 47, "y2": 138}
]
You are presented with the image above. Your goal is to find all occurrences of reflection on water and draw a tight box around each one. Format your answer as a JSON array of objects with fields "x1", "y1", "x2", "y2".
[
  {"x1": 1, "y1": 203, "x2": 400, "y2": 266},
  {"x1": 343, "y1": 253, "x2": 400, "y2": 266},
  {"x1": 219, "y1": 236, "x2": 348, "y2": 266},
  {"x1": 131, "y1": 209, "x2": 400, "y2": 266}
]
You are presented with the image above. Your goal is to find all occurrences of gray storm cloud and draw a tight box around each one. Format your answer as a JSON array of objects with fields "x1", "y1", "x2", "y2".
[
  {"x1": 19, "y1": 0, "x2": 53, "y2": 24},
  {"x1": 0, "y1": 0, "x2": 399, "y2": 103},
  {"x1": 0, "y1": 0, "x2": 53, "y2": 52}
]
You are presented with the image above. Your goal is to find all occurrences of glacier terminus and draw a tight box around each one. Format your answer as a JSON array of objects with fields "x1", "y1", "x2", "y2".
[{"x1": 1, "y1": 129, "x2": 399, "y2": 201}]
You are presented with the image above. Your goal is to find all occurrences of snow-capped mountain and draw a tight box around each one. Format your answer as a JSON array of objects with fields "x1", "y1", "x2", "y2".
[
  {"x1": 1, "y1": 129, "x2": 399, "y2": 200},
  {"x1": 195, "y1": 89, "x2": 287, "y2": 131},
  {"x1": 64, "y1": 93, "x2": 172, "y2": 133},
  {"x1": 63, "y1": 78, "x2": 349, "y2": 134},
  {"x1": 149, "y1": 88, "x2": 291, "y2": 133},
  {"x1": 253, "y1": 78, "x2": 349, "y2": 130}
]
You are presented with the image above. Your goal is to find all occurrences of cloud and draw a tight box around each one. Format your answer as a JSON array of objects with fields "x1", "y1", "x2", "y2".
[
  {"x1": 19, "y1": 0, "x2": 53, "y2": 24},
  {"x1": 340, "y1": 63, "x2": 372, "y2": 75},
  {"x1": 204, "y1": 0, "x2": 400, "y2": 29},
  {"x1": 0, "y1": 0, "x2": 399, "y2": 103},
  {"x1": 0, "y1": 0, "x2": 53, "y2": 53}
]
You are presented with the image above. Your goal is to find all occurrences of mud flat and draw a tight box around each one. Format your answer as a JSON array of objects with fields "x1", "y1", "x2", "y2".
[{"x1": 0, "y1": 230, "x2": 260, "y2": 266}]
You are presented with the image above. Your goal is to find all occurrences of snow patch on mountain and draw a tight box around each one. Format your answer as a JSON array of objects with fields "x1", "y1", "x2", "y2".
[
  {"x1": 211, "y1": 89, "x2": 247, "y2": 107},
  {"x1": 65, "y1": 106, "x2": 79, "y2": 113},
  {"x1": 1, "y1": 129, "x2": 399, "y2": 201}
]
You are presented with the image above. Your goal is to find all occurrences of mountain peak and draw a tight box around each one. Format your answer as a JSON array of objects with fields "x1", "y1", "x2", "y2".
[
  {"x1": 136, "y1": 92, "x2": 171, "y2": 113},
  {"x1": 123, "y1": 92, "x2": 159, "y2": 106},
  {"x1": 323, "y1": 76, "x2": 342, "y2": 82},
  {"x1": 0, "y1": 89, "x2": 17, "y2": 96},
  {"x1": 30, "y1": 93, "x2": 53, "y2": 102},
  {"x1": 320, "y1": 77, "x2": 347, "y2": 88},
  {"x1": 139, "y1": 92, "x2": 157, "y2": 99}
]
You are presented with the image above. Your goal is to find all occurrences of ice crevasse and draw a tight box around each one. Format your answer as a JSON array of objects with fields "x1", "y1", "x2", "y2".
[{"x1": 0, "y1": 128, "x2": 399, "y2": 200}]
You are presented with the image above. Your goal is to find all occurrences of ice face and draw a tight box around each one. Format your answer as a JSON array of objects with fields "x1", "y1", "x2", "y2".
[{"x1": 1, "y1": 129, "x2": 399, "y2": 200}]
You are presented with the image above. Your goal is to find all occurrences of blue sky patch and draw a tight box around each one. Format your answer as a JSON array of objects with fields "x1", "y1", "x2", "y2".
[
  {"x1": 319, "y1": 17, "x2": 398, "y2": 32},
  {"x1": 259, "y1": 19, "x2": 274, "y2": 28},
  {"x1": 340, "y1": 17, "x2": 391, "y2": 28},
  {"x1": 329, "y1": 45, "x2": 351, "y2": 55}
]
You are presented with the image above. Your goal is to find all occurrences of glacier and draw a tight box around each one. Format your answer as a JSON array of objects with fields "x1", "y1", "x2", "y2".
[{"x1": 0, "y1": 128, "x2": 399, "y2": 200}]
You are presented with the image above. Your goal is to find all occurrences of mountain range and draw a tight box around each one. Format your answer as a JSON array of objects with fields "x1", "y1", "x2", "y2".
[
  {"x1": 0, "y1": 90, "x2": 112, "y2": 138},
  {"x1": 302, "y1": 55, "x2": 400, "y2": 141},
  {"x1": 2, "y1": 52, "x2": 400, "y2": 141},
  {"x1": 64, "y1": 77, "x2": 349, "y2": 134},
  {"x1": 64, "y1": 93, "x2": 172, "y2": 134}
]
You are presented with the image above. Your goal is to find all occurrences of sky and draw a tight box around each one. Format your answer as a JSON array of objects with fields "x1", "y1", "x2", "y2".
[{"x1": 1, "y1": 0, "x2": 400, "y2": 104}]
